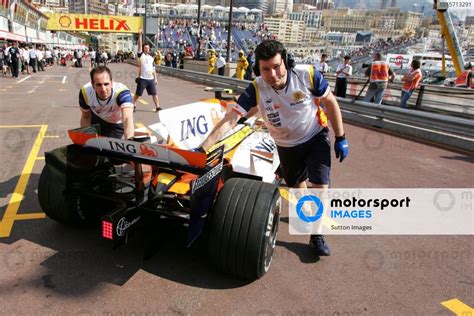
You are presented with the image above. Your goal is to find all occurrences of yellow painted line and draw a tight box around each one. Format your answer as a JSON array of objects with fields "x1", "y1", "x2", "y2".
[
  {"x1": 36, "y1": 157, "x2": 45, "y2": 160},
  {"x1": 135, "y1": 122, "x2": 154, "y2": 135},
  {"x1": 279, "y1": 187, "x2": 340, "y2": 228},
  {"x1": 0, "y1": 125, "x2": 44, "y2": 128},
  {"x1": 0, "y1": 125, "x2": 48, "y2": 238},
  {"x1": 14, "y1": 213, "x2": 46, "y2": 221},
  {"x1": 131, "y1": 93, "x2": 149, "y2": 105},
  {"x1": 441, "y1": 299, "x2": 474, "y2": 315}
]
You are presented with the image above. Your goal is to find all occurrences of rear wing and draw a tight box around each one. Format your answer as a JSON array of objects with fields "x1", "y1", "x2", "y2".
[{"x1": 68, "y1": 126, "x2": 209, "y2": 173}]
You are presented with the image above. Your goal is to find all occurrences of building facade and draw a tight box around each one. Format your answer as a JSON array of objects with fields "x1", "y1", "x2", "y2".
[
  {"x1": 268, "y1": 0, "x2": 293, "y2": 15},
  {"x1": 68, "y1": 0, "x2": 108, "y2": 14},
  {"x1": 264, "y1": 17, "x2": 304, "y2": 45},
  {"x1": 289, "y1": 8, "x2": 322, "y2": 28},
  {"x1": 233, "y1": 0, "x2": 268, "y2": 13}
]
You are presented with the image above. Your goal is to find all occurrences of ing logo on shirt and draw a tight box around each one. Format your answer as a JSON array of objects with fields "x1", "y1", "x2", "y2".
[{"x1": 292, "y1": 91, "x2": 305, "y2": 103}]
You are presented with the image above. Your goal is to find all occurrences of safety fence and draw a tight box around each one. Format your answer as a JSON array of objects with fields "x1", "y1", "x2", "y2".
[{"x1": 154, "y1": 65, "x2": 474, "y2": 152}]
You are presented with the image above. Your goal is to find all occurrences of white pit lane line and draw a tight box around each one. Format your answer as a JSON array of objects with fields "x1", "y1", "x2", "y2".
[{"x1": 17, "y1": 75, "x2": 31, "y2": 83}]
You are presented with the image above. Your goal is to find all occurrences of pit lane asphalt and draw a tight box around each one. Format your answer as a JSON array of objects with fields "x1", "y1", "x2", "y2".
[{"x1": 0, "y1": 62, "x2": 472, "y2": 315}]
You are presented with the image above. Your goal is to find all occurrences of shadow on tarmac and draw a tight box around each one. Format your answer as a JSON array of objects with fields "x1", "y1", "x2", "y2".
[
  {"x1": 1, "y1": 173, "x2": 252, "y2": 296},
  {"x1": 440, "y1": 155, "x2": 474, "y2": 164}
]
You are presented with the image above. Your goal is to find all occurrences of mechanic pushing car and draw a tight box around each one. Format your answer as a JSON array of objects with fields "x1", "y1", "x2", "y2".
[
  {"x1": 79, "y1": 66, "x2": 135, "y2": 139},
  {"x1": 199, "y1": 40, "x2": 349, "y2": 256}
]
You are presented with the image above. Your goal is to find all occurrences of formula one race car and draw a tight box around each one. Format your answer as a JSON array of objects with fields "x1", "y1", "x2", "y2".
[{"x1": 37, "y1": 93, "x2": 281, "y2": 280}]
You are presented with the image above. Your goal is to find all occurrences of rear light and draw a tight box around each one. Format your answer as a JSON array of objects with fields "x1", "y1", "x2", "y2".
[{"x1": 102, "y1": 221, "x2": 113, "y2": 240}]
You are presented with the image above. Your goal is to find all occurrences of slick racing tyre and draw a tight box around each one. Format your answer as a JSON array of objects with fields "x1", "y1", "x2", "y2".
[
  {"x1": 38, "y1": 145, "x2": 111, "y2": 226},
  {"x1": 208, "y1": 178, "x2": 281, "y2": 280}
]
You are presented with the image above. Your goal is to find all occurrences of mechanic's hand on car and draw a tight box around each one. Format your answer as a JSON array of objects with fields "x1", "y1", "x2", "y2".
[
  {"x1": 237, "y1": 117, "x2": 247, "y2": 125},
  {"x1": 335, "y1": 135, "x2": 349, "y2": 162}
]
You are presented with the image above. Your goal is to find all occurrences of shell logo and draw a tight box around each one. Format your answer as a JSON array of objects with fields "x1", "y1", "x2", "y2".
[{"x1": 59, "y1": 15, "x2": 71, "y2": 28}]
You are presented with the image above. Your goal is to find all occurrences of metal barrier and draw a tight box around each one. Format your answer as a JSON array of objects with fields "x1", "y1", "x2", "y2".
[
  {"x1": 153, "y1": 65, "x2": 473, "y2": 152},
  {"x1": 338, "y1": 100, "x2": 473, "y2": 152},
  {"x1": 324, "y1": 74, "x2": 474, "y2": 118}
]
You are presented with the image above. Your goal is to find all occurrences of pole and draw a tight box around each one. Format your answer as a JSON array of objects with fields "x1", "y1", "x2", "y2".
[
  {"x1": 351, "y1": 79, "x2": 370, "y2": 103},
  {"x1": 226, "y1": 0, "x2": 233, "y2": 63},
  {"x1": 441, "y1": 34, "x2": 446, "y2": 78},
  {"x1": 197, "y1": 0, "x2": 202, "y2": 38},
  {"x1": 143, "y1": 0, "x2": 147, "y2": 44}
]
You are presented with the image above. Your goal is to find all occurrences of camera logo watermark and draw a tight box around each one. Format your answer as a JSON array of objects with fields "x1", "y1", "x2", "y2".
[{"x1": 289, "y1": 189, "x2": 474, "y2": 235}]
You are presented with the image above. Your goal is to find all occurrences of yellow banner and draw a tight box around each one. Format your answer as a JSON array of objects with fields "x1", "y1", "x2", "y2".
[{"x1": 46, "y1": 14, "x2": 143, "y2": 33}]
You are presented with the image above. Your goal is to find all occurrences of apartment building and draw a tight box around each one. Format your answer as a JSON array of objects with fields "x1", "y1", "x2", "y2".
[
  {"x1": 264, "y1": 17, "x2": 304, "y2": 45},
  {"x1": 288, "y1": 8, "x2": 322, "y2": 28}
]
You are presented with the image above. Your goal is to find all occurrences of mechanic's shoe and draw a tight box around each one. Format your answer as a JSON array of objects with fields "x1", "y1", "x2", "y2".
[
  {"x1": 153, "y1": 107, "x2": 162, "y2": 112},
  {"x1": 309, "y1": 235, "x2": 330, "y2": 256}
]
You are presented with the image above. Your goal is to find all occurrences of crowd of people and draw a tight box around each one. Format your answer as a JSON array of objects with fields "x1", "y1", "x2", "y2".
[{"x1": 0, "y1": 42, "x2": 56, "y2": 77}]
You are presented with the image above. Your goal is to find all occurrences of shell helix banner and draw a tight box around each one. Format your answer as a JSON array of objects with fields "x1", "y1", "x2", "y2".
[{"x1": 46, "y1": 14, "x2": 143, "y2": 33}]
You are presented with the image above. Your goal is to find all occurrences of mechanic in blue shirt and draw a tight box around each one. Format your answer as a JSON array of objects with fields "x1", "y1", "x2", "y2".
[
  {"x1": 79, "y1": 66, "x2": 135, "y2": 139},
  {"x1": 199, "y1": 40, "x2": 349, "y2": 256}
]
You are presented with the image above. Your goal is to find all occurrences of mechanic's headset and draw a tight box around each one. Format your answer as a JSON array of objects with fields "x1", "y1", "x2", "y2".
[{"x1": 253, "y1": 47, "x2": 296, "y2": 77}]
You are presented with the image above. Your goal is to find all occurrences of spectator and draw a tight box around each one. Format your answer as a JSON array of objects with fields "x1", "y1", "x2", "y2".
[
  {"x1": 9, "y1": 42, "x2": 20, "y2": 78},
  {"x1": 400, "y1": 59, "x2": 422, "y2": 108},
  {"x1": 216, "y1": 53, "x2": 226, "y2": 76},
  {"x1": 245, "y1": 51, "x2": 255, "y2": 80},
  {"x1": 133, "y1": 29, "x2": 161, "y2": 112},
  {"x1": 0, "y1": 45, "x2": 6, "y2": 76},
  {"x1": 36, "y1": 46, "x2": 45, "y2": 71},
  {"x1": 76, "y1": 49, "x2": 83, "y2": 68},
  {"x1": 20, "y1": 45, "x2": 30, "y2": 74},
  {"x1": 164, "y1": 52, "x2": 172, "y2": 67},
  {"x1": 334, "y1": 56, "x2": 352, "y2": 98},
  {"x1": 317, "y1": 54, "x2": 329, "y2": 74}
]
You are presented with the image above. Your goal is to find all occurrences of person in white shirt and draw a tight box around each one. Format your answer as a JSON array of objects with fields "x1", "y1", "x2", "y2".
[
  {"x1": 76, "y1": 49, "x2": 83, "y2": 68},
  {"x1": 334, "y1": 55, "x2": 352, "y2": 98},
  {"x1": 100, "y1": 51, "x2": 108, "y2": 66},
  {"x1": 90, "y1": 50, "x2": 96, "y2": 67},
  {"x1": 29, "y1": 46, "x2": 37, "y2": 72},
  {"x1": 133, "y1": 29, "x2": 161, "y2": 112},
  {"x1": 20, "y1": 46, "x2": 30, "y2": 74},
  {"x1": 79, "y1": 66, "x2": 134, "y2": 139},
  {"x1": 317, "y1": 54, "x2": 329, "y2": 74},
  {"x1": 216, "y1": 53, "x2": 226, "y2": 76},
  {"x1": 36, "y1": 47, "x2": 45, "y2": 71},
  {"x1": 45, "y1": 49, "x2": 52, "y2": 66},
  {"x1": 53, "y1": 48, "x2": 59, "y2": 64},
  {"x1": 199, "y1": 40, "x2": 350, "y2": 257}
]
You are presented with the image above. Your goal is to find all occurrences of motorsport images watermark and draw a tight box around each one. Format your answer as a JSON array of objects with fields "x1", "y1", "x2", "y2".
[{"x1": 289, "y1": 189, "x2": 473, "y2": 235}]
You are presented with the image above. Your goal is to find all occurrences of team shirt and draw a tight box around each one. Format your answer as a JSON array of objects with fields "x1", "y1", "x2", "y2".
[
  {"x1": 79, "y1": 81, "x2": 133, "y2": 125},
  {"x1": 234, "y1": 65, "x2": 330, "y2": 147}
]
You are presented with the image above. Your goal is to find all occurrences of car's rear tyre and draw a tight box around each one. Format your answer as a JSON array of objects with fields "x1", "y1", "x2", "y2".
[
  {"x1": 38, "y1": 145, "x2": 111, "y2": 226},
  {"x1": 208, "y1": 178, "x2": 281, "y2": 280}
]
